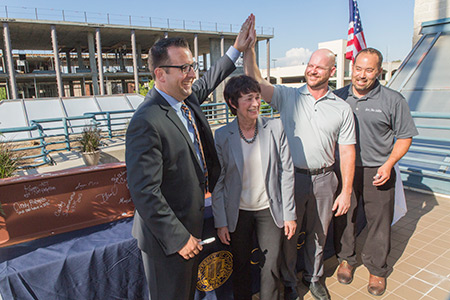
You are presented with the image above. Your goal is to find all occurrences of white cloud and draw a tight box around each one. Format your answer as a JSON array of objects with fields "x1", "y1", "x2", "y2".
[{"x1": 274, "y1": 48, "x2": 313, "y2": 68}]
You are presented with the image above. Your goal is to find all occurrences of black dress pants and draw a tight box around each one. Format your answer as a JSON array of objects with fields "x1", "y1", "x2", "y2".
[
  {"x1": 334, "y1": 166, "x2": 395, "y2": 277},
  {"x1": 141, "y1": 248, "x2": 199, "y2": 300},
  {"x1": 230, "y1": 208, "x2": 283, "y2": 300}
]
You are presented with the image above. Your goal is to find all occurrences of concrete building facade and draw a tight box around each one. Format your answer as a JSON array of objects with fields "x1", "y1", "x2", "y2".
[
  {"x1": 0, "y1": 11, "x2": 273, "y2": 101},
  {"x1": 261, "y1": 39, "x2": 401, "y2": 90},
  {"x1": 413, "y1": 0, "x2": 450, "y2": 45}
]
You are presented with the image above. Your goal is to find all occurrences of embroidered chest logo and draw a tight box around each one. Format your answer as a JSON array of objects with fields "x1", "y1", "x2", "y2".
[{"x1": 365, "y1": 108, "x2": 382, "y2": 113}]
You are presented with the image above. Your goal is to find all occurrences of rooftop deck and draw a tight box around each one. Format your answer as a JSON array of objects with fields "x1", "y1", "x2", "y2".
[
  {"x1": 275, "y1": 189, "x2": 450, "y2": 300},
  {"x1": 319, "y1": 189, "x2": 450, "y2": 300}
]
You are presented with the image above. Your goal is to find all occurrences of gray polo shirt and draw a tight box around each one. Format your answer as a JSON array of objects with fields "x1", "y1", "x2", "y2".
[
  {"x1": 272, "y1": 85, "x2": 356, "y2": 169},
  {"x1": 334, "y1": 80, "x2": 418, "y2": 167}
]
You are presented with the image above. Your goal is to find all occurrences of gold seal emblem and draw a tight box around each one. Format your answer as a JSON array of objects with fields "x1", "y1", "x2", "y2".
[
  {"x1": 250, "y1": 247, "x2": 260, "y2": 265},
  {"x1": 297, "y1": 231, "x2": 306, "y2": 250},
  {"x1": 197, "y1": 250, "x2": 233, "y2": 292}
]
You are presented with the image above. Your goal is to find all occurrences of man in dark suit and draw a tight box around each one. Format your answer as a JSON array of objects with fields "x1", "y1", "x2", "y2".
[{"x1": 125, "y1": 16, "x2": 253, "y2": 300}]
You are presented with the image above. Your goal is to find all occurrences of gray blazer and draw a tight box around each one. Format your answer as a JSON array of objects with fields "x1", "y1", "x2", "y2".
[{"x1": 212, "y1": 117, "x2": 296, "y2": 233}]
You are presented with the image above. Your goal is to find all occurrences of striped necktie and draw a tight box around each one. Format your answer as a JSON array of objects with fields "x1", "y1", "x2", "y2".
[{"x1": 180, "y1": 102, "x2": 208, "y2": 187}]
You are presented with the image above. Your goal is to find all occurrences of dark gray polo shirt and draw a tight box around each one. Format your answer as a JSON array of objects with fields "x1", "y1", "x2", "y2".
[{"x1": 334, "y1": 80, "x2": 418, "y2": 167}]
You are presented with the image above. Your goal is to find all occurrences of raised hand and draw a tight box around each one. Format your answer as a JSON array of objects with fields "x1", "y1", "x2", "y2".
[
  {"x1": 234, "y1": 14, "x2": 255, "y2": 52},
  {"x1": 248, "y1": 14, "x2": 257, "y2": 49}
]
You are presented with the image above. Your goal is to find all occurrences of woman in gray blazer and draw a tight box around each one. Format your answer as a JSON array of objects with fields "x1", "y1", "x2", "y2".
[{"x1": 212, "y1": 75, "x2": 297, "y2": 300}]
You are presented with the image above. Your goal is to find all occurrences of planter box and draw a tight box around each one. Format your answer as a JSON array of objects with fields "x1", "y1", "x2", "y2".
[
  {"x1": 0, "y1": 162, "x2": 134, "y2": 248},
  {"x1": 82, "y1": 150, "x2": 101, "y2": 166}
]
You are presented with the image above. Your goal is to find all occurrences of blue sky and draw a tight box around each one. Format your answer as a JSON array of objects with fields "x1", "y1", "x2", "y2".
[{"x1": 4, "y1": 0, "x2": 415, "y2": 68}]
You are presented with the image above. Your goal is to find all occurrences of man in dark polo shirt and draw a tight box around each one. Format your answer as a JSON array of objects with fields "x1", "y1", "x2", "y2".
[{"x1": 333, "y1": 47, "x2": 418, "y2": 296}]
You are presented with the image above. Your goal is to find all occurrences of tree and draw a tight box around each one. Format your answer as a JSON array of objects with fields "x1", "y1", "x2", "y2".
[
  {"x1": 139, "y1": 80, "x2": 154, "y2": 96},
  {"x1": 0, "y1": 87, "x2": 7, "y2": 100}
]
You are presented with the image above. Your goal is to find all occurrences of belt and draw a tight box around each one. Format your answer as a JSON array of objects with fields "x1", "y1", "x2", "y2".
[{"x1": 295, "y1": 165, "x2": 334, "y2": 176}]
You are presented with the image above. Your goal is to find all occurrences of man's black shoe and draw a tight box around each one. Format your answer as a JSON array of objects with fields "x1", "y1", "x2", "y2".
[
  {"x1": 301, "y1": 278, "x2": 330, "y2": 300},
  {"x1": 284, "y1": 285, "x2": 300, "y2": 300}
]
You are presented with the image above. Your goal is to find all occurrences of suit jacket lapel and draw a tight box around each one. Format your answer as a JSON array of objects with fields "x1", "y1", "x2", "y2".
[
  {"x1": 228, "y1": 119, "x2": 244, "y2": 178},
  {"x1": 153, "y1": 89, "x2": 202, "y2": 169},
  {"x1": 258, "y1": 117, "x2": 270, "y2": 180}
]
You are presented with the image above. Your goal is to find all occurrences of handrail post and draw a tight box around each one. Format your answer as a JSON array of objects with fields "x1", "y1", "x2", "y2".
[
  {"x1": 34, "y1": 122, "x2": 49, "y2": 165},
  {"x1": 107, "y1": 112, "x2": 112, "y2": 138},
  {"x1": 63, "y1": 117, "x2": 71, "y2": 151}
]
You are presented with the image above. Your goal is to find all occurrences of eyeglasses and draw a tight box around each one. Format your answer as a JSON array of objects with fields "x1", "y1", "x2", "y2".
[{"x1": 158, "y1": 62, "x2": 198, "y2": 74}]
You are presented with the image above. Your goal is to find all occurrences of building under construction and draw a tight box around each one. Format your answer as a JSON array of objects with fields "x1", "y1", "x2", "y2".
[{"x1": 0, "y1": 6, "x2": 273, "y2": 100}]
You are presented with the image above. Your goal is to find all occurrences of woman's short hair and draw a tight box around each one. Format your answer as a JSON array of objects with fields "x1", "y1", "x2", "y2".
[{"x1": 223, "y1": 75, "x2": 261, "y2": 115}]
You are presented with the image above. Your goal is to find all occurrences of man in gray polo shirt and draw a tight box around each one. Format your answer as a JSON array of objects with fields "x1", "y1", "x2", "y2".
[
  {"x1": 244, "y1": 20, "x2": 356, "y2": 300},
  {"x1": 333, "y1": 47, "x2": 418, "y2": 296}
]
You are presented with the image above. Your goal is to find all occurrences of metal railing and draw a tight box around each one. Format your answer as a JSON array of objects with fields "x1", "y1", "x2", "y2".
[
  {"x1": 1, "y1": 5, "x2": 274, "y2": 35},
  {"x1": 5, "y1": 106, "x2": 448, "y2": 194},
  {"x1": 0, "y1": 101, "x2": 276, "y2": 169},
  {"x1": 84, "y1": 111, "x2": 134, "y2": 139},
  {"x1": 0, "y1": 115, "x2": 101, "y2": 168},
  {"x1": 0, "y1": 125, "x2": 51, "y2": 168},
  {"x1": 30, "y1": 114, "x2": 99, "y2": 154},
  {"x1": 399, "y1": 112, "x2": 450, "y2": 194}
]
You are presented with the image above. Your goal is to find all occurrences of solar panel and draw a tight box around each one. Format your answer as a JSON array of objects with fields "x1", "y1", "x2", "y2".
[{"x1": 0, "y1": 101, "x2": 29, "y2": 140}]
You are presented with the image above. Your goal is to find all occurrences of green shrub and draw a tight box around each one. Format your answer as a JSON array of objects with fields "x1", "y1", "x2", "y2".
[
  {"x1": 139, "y1": 80, "x2": 154, "y2": 96},
  {"x1": 0, "y1": 137, "x2": 21, "y2": 215},
  {"x1": 0, "y1": 87, "x2": 7, "y2": 100},
  {"x1": 0, "y1": 142, "x2": 19, "y2": 179},
  {"x1": 260, "y1": 101, "x2": 277, "y2": 114}
]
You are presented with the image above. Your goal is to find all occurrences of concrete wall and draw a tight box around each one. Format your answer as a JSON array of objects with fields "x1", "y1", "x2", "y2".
[
  {"x1": 209, "y1": 38, "x2": 234, "y2": 103},
  {"x1": 209, "y1": 38, "x2": 248, "y2": 103},
  {"x1": 413, "y1": 0, "x2": 450, "y2": 45},
  {"x1": 260, "y1": 55, "x2": 400, "y2": 88},
  {"x1": 261, "y1": 39, "x2": 351, "y2": 89}
]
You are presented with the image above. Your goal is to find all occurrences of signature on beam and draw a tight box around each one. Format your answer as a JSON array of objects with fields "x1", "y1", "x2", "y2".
[
  {"x1": 23, "y1": 181, "x2": 56, "y2": 198},
  {"x1": 54, "y1": 192, "x2": 83, "y2": 217},
  {"x1": 95, "y1": 185, "x2": 118, "y2": 204},
  {"x1": 75, "y1": 181, "x2": 99, "y2": 191}
]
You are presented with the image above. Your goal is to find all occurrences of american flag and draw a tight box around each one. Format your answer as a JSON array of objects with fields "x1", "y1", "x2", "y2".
[{"x1": 346, "y1": 0, "x2": 367, "y2": 60}]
